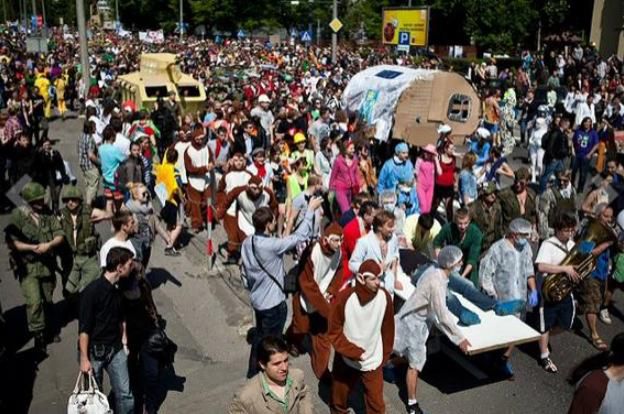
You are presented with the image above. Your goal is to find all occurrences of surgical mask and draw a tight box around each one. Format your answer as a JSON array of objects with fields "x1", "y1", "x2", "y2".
[
  {"x1": 398, "y1": 185, "x2": 411, "y2": 193},
  {"x1": 515, "y1": 238, "x2": 528, "y2": 249},
  {"x1": 383, "y1": 203, "x2": 395, "y2": 212}
]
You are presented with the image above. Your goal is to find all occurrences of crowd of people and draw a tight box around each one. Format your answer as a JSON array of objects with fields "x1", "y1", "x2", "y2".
[{"x1": 0, "y1": 25, "x2": 623, "y2": 414}]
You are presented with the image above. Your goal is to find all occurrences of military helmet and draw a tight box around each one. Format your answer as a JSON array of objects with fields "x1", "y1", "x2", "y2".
[
  {"x1": 61, "y1": 185, "x2": 83, "y2": 201},
  {"x1": 21, "y1": 182, "x2": 46, "y2": 203}
]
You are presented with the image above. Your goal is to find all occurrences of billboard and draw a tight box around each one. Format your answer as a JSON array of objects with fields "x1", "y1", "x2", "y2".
[{"x1": 382, "y1": 7, "x2": 429, "y2": 47}]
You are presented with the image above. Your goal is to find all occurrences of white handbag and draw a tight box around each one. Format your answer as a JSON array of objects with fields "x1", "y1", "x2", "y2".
[{"x1": 67, "y1": 371, "x2": 113, "y2": 414}]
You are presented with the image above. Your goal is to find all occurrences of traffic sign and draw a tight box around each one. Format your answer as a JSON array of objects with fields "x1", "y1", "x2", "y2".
[
  {"x1": 398, "y1": 31, "x2": 410, "y2": 45},
  {"x1": 329, "y1": 18, "x2": 343, "y2": 33},
  {"x1": 237, "y1": 29, "x2": 246, "y2": 39},
  {"x1": 301, "y1": 31, "x2": 312, "y2": 42},
  {"x1": 290, "y1": 29, "x2": 298, "y2": 38}
]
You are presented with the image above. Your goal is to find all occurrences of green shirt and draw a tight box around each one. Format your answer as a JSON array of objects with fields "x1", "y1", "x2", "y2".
[
  {"x1": 260, "y1": 373, "x2": 293, "y2": 414},
  {"x1": 433, "y1": 222, "x2": 483, "y2": 284}
]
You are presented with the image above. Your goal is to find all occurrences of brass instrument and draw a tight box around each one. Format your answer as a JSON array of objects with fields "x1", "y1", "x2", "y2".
[{"x1": 542, "y1": 218, "x2": 617, "y2": 303}]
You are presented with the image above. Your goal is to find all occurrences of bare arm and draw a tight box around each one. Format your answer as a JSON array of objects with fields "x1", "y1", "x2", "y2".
[{"x1": 79, "y1": 333, "x2": 91, "y2": 373}]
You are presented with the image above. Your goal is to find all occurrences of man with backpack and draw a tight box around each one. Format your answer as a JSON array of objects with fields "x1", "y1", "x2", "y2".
[
  {"x1": 540, "y1": 117, "x2": 573, "y2": 193},
  {"x1": 241, "y1": 198, "x2": 323, "y2": 379}
]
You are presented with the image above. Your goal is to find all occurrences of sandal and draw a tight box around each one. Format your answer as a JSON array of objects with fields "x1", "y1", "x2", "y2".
[{"x1": 591, "y1": 335, "x2": 608, "y2": 351}]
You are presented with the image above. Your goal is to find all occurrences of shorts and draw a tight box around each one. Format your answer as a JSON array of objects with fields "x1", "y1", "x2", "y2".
[
  {"x1": 103, "y1": 188, "x2": 124, "y2": 201},
  {"x1": 434, "y1": 184, "x2": 455, "y2": 200},
  {"x1": 575, "y1": 277, "x2": 604, "y2": 314},
  {"x1": 161, "y1": 201, "x2": 183, "y2": 229},
  {"x1": 538, "y1": 293, "x2": 575, "y2": 333},
  {"x1": 483, "y1": 121, "x2": 499, "y2": 134}
]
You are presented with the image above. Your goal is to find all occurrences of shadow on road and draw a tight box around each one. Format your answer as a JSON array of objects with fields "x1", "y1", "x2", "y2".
[
  {"x1": 0, "y1": 348, "x2": 48, "y2": 414},
  {"x1": 147, "y1": 267, "x2": 183, "y2": 289}
]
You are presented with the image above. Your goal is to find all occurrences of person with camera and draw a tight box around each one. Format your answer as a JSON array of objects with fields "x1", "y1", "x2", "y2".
[
  {"x1": 242, "y1": 196, "x2": 323, "y2": 379},
  {"x1": 283, "y1": 174, "x2": 324, "y2": 255},
  {"x1": 78, "y1": 247, "x2": 135, "y2": 414}
]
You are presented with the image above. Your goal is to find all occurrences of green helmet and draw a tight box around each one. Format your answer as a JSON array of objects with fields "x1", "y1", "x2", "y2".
[
  {"x1": 21, "y1": 182, "x2": 46, "y2": 203},
  {"x1": 61, "y1": 185, "x2": 83, "y2": 201}
]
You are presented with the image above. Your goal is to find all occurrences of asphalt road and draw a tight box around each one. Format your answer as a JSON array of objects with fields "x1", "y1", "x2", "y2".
[{"x1": 0, "y1": 118, "x2": 622, "y2": 414}]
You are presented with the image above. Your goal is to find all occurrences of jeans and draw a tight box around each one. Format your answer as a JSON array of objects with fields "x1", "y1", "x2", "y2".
[
  {"x1": 90, "y1": 345, "x2": 134, "y2": 414},
  {"x1": 448, "y1": 273, "x2": 496, "y2": 312},
  {"x1": 539, "y1": 159, "x2": 565, "y2": 194},
  {"x1": 141, "y1": 350, "x2": 163, "y2": 414},
  {"x1": 247, "y1": 301, "x2": 288, "y2": 378},
  {"x1": 571, "y1": 155, "x2": 591, "y2": 193}
]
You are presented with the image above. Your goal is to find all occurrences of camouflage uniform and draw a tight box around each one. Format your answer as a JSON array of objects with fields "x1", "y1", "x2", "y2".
[
  {"x1": 537, "y1": 186, "x2": 577, "y2": 240},
  {"x1": 59, "y1": 186, "x2": 100, "y2": 294},
  {"x1": 5, "y1": 205, "x2": 63, "y2": 335},
  {"x1": 470, "y1": 197, "x2": 504, "y2": 255}
]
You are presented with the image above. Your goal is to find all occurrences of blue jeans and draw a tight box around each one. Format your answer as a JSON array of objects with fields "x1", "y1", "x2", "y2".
[
  {"x1": 448, "y1": 273, "x2": 496, "y2": 312},
  {"x1": 539, "y1": 159, "x2": 565, "y2": 194},
  {"x1": 90, "y1": 345, "x2": 134, "y2": 414},
  {"x1": 571, "y1": 156, "x2": 591, "y2": 193},
  {"x1": 247, "y1": 301, "x2": 288, "y2": 378},
  {"x1": 141, "y1": 350, "x2": 163, "y2": 414}
]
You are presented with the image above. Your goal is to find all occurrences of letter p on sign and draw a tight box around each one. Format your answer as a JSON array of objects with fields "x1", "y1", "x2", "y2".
[{"x1": 398, "y1": 31, "x2": 410, "y2": 45}]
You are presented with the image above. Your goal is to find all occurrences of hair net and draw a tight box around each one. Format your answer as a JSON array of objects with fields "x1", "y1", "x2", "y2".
[
  {"x1": 508, "y1": 218, "x2": 532, "y2": 235},
  {"x1": 395, "y1": 142, "x2": 408, "y2": 154},
  {"x1": 437, "y1": 245, "x2": 463, "y2": 269}
]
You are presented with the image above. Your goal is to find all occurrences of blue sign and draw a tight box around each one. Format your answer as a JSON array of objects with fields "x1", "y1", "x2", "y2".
[
  {"x1": 301, "y1": 31, "x2": 312, "y2": 42},
  {"x1": 237, "y1": 29, "x2": 246, "y2": 39},
  {"x1": 31, "y1": 15, "x2": 37, "y2": 31},
  {"x1": 398, "y1": 31, "x2": 410, "y2": 45},
  {"x1": 290, "y1": 29, "x2": 298, "y2": 38}
]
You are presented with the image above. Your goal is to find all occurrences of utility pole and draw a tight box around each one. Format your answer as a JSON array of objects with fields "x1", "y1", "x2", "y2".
[
  {"x1": 331, "y1": 0, "x2": 337, "y2": 63},
  {"x1": 316, "y1": 18, "x2": 320, "y2": 46},
  {"x1": 179, "y1": 0, "x2": 183, "y2": 42},
  {"x1": 30, "y1": 0, "x2": 36, "y2": 32},
  {"x1": 408, "y1": 0, "x2": 412, "y2": 7},
  {"x1": 40, "y1": 0, "x2": 46, "y2": 36},
  {"x1": 76, "y1": 0, "x2": 90, "y2": 101},
  {"x1": 115, "y1": 0, "x2": 119, "y2": 23}
]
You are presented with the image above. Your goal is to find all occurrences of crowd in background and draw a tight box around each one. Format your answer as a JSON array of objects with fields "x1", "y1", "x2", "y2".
[{"x1": 0, "y1": 25, "x2": 623, "y2": 414}]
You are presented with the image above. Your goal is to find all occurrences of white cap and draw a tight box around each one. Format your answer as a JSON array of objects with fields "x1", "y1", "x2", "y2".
[
  {"x1": 476, "y1": 127, "x2": 491, "y2": 138},
  {"x1": 258, "y1": 94, "x2": 271, "y2": 104},
  {"x1": 437, "y1": 124, "x2": 452, "y2": 134}
]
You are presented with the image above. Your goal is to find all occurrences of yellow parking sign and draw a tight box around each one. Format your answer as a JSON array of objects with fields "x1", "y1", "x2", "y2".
[{"x1": 382, "y1": 7, "x2": 429, "y2": 46}]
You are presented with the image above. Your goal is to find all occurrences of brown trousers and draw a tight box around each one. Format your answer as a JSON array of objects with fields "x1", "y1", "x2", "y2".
[
  {"x1": 186, "y1": 185, "x2": 207, "y2": 231},
  {"x1": 223, "y1": 214, "x2": 245, "y2": 254},
  {"x1": 287, "y1": 293, "x2": 332, "y2": 380},
  {"x1": 330, "y1": 355, "x2": 385, "y2": 414}
]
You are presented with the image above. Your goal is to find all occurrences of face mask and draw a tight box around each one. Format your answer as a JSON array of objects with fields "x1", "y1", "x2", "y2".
[
  {"x1": 452, "y1": 263, "x2": 462, "y2": 273},
  {"x1": 383, "y1": 203, "x2": 395, "y2": 212},
  {"x1": 515, "y1": 238, "x2": 528, "y2": 249},
  {"x1": 398, "y1": 185, "x2": 411, "y2": 193}
]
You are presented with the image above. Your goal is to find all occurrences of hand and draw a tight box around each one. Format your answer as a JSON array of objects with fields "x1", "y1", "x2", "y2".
[
  {"x1": 33, "y1": 242, "x2": 50, "y2": 255},
  {"x1": 585, "y1": 153, "x2": 592, "y2": 160},
  {"x1": 458, "y1": 339, "x2": 471, "y2": 354},
  {"x1": 394, "y1": 280, "x2": 404, "y2": 291},
  {"x1": 307, "y1": 196, "x2": 323, "y2": 211},
  {"x1": 528, "y1": 289, "x2": 539, "y2": 307},
  {"x1": 563, "y1": 265, "x2": 580, "y2": 282},
  {"x1": 80, "y1": 357, "x2": 92, "y2": 374}
]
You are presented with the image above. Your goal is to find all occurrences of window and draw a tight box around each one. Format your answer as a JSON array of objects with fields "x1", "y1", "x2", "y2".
[
  {"x1": 447, "y1": 94, "x2": 471, "y2": 122},
  {"x1": 144, "y1": 86, "x2": 168, "y2": 98},
  {"x1": 375, "y1": 70, "x2": 402, "y2": 79},
  {"x1": 177, "y1": 85, "x2": 201, "y2": 97}
]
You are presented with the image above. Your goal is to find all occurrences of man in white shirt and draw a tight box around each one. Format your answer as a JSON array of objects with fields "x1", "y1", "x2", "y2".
[
  {"x1": 533, "y1": 213, "x2": 579, "y2": 373},
  {"x1": 99, "y1": 210, "x2": 137, "y2": 268},
  {"x1": 250, "y1": 95, "x2": 274, "y2": 141},
  {"x1": 111, "y1": 117, "x2": 131, "y2": 156},
  {"x1": 575, "y1": 94, "x2": 596, "y2": 128}
]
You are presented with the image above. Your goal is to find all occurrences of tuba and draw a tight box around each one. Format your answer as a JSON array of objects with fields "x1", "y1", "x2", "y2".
[{"x1": 542, "y1": 218, "x2": 617, "y2": 303}]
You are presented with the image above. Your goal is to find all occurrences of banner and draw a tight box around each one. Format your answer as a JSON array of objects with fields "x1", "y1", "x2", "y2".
[
  {"x1": 381, "y1": 7, "x2": 429, "y2": 47},
  {"x1": 139, "y1": 29, "x2": 164, "y2": 44}
]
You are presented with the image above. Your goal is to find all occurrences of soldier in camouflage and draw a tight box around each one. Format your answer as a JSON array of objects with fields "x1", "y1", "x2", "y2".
[
  {"x1": 4, "y1": 182, "x2": 65, "y2": 352},
  {"x1": 58, "y1": 185, "x2": 110, "y2": 297}
]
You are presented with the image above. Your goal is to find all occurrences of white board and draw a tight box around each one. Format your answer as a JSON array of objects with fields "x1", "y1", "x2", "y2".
[{"x1": 395, "y1": 272, "x2": 541, "y2": 355}]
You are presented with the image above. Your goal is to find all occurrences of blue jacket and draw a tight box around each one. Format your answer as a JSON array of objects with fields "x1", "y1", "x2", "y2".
[{"x1": 377, "y1": 156, "x2": 414, "y2": 194}]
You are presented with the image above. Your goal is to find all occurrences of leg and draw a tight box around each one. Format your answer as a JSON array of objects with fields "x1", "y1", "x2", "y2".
[
  {"x1": 223, "y1": 214, "x2": 242, "y2": 256},
  {"x1": 247, "y1": 301, "x2": 287, "y2": 378},
  {"x1": 140, "y1": 350, "x2": 163, "y2": 414},
  {"x1": 448, "y1": 273, "x2": 496, "y2": 310},
  {"x1": 310, "y1": 333, "x2": 332, "y2": 380},
  {"x1": 330, "y1": 355, "x2": 360, "y2": 414},
  {"x1": 106, "y1": 348, "x2": 135, "y2": 414},
  {"x1": 406, "y1": 367, "x2": 419, "y2": 401},
  {"x1": 19, "y1": 275, "x2": 46, "y2": 334},
  {"x1": 334, "y1": 189, "x2": 351, "y2": 215},
  {"x1": 83, "y1": 168, "x2": 100, "y2": 207},
  {"x1": 186, "y1": 186, "x2": 204, "y2": 231},
  {"x1": 360, "y1": 367, "x2": 386, "y2": 413}
]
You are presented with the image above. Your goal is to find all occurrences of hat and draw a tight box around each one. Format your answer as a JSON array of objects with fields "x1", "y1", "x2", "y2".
[
  {"x1": 21, "y1": 182, "x2": 46, "y2": 203},
  {"x1": 358, "y1": 259, "x2": 382, "y2": 279},
  {"x1": 324, "y1": 222, "x2": 343, "y2": 237},
  {"x1": 248, "y1": 175, "x2": 263, "y2": 186},
  {"x1": 422, "y1": 144, "x2": 437, "y2": 155},
  {"x1": 437, "y1": 245, "x2": 463, "y2": 269},
  {"x1": 515, "y1": 167, "x2": 530, "y2": 181},
  {"x1": 252, "y1": 147, "x2": 265, "y2": 157},
  {"x1": 509, "y1": 218, "x2": 532, "y2": 235},
  {"x1": 395, "y1": 142, "x2": 409, "y2": 154},
  {"x1": 258, "y1": 94, "x2": 271, "y2": 103},
  {"x1": 293, "y1": 132, "x2": 306, "y2": 144},
  {"x1": 437, "y1": 124, "x2": 452, "y2": 134},
  {"x1": 482, "y1": 181, "x2": 497, "y2": 195},
  {"x1": 476, "y1": 127, "x2": 491, "y2": 138}
]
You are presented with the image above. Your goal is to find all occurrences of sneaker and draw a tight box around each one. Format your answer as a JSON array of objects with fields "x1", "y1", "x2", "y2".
[
  {"x1": 408, "y1": 402, "x2": 424, "y2": 414},
  {"x1": 600, "y1": 308, "x2": 612, "y2": 325},
  {"x1": 498, "y1": 356, "x2": 514, "y2": 379},
  {"x1": 164, "y1": 247, "x2": 181, "y2": 257},
  {"x1": 540, "y1": 357, "x2": 558, "y2": 373}
]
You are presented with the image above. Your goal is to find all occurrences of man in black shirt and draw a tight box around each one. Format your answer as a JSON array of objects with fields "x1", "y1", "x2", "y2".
[
  {"x1": 79, "y1": 247, "x2": 134, "y2": 414},
  {"x1": 540, "y1": 117, "x2": 572, "y2": 193}
]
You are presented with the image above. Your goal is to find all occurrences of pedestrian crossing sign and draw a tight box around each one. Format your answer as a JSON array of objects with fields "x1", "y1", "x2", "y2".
[{"x1": 301, "y1": 31, "x2": 312, "y2": 42}]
